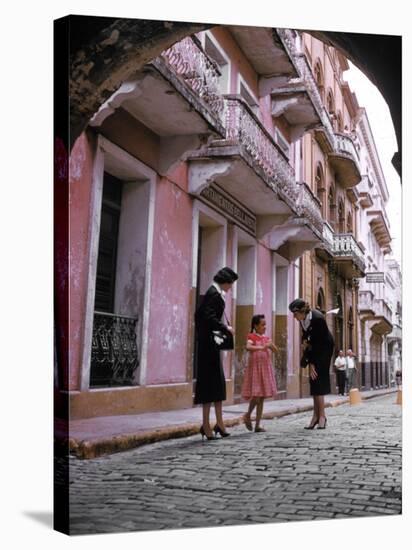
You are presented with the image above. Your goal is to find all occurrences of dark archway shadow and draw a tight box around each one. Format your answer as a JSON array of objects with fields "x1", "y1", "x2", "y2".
[{"x1": 23, "y1": 511, "x2": 53, "y2": 529}]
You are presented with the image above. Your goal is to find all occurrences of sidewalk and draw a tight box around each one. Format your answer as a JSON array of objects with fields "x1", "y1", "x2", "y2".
[{"x1": 59, "y1": 388, "x2": 398, "y2": 459}]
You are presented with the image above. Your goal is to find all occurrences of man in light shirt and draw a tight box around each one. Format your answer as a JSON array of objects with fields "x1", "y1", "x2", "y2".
[
  {"x1": 334, "y1": 350, "x2": 346, "y2": 396},
  {"x1": 345, "y1": 349, "x2": 357, "y2": 393}
]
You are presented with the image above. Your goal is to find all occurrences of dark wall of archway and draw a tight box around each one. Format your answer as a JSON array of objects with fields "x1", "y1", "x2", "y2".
[
  {"x1": 62, "y1": 16, "x2": 401, "y2": 175},
  {"x1": 59, "y1": 16, "x2": 211, "y2": 149}
]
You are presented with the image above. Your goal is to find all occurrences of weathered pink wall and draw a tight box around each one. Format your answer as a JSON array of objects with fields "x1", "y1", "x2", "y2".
[
  {"x1": 210, "y1": 27, "x2": 258, "y2": 98},
  {"x1": 146, "y1": 170, "x2": 193, "y2": 384},
  {"x1": 256, "y1": 244, "x2": 273, "y2": 334},
  {"x1": 69, "y1": 132, "x2": 96, "y2": 390}
]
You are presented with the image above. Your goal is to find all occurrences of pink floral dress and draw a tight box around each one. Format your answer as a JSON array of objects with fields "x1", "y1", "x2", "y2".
[{"x1": 241, "y1": 333, "x2": 277, "y2": 399}]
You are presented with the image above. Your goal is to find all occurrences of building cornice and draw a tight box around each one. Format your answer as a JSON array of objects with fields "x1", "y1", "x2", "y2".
[{"x1": 357, "y1": 108, "x2": 389, "y2": 202}]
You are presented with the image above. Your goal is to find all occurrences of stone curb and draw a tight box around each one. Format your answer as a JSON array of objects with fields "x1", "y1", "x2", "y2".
[{"x1": 68, "y1": 389, "x2": 397, "y2": 459}]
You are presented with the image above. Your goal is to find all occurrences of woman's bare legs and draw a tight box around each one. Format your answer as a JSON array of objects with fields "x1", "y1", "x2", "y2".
[
  {"x1": 214, "y1": 401, "x2": 225, "y2": 432},
  {"x1": 202, "y1": 403, "x2": 213, "y2": 437},
  {"x1": 244, "y1": 397, "x2": 257, "y2": 429},
  {"x1": 255, "y1": 397, "x2": 265, "y2": 430},
  {"x1": 316, "y1": 395, "x2": 327, "y2": 427},
  {"x1": 307, "y1": 396, "x2": 319, "y2": 427}
]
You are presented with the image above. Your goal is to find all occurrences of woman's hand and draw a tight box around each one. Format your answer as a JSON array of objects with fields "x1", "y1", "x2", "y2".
[{"x1": 309, "y1": 364, "x2": 318, "y2": 380}]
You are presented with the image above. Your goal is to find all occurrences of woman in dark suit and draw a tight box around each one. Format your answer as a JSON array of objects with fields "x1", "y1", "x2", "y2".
[
  {"x1": 194, "y1": 267, "x2": 238, "y2": 440},
  {"x1": 289, "y1": 299, "x2": 334, "y2": 429}
]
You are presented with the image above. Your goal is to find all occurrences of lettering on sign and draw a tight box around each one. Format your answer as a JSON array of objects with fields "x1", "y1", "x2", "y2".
[
  {"x1": 365, "y1": 272, "x2": 384, "y2": 283},
  {"x1": 200, "y1": 185, "x2": 256, "y2": 235}
]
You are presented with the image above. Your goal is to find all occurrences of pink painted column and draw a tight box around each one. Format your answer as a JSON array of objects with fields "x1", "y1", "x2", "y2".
[{"x1": 68, "y1": 132, "x2": 97, "y2": 391}]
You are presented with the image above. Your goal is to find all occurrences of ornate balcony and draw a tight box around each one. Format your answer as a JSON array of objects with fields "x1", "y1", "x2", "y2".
[
  {"x1": 315, "y1": 221, "x2": 335, "y2": 261},
  {"x1": 271, "y1": 31, "x2": 335, "y2": 146},
  {"x1": 328, "y1": 133, "x2": 362, "y2": 188},
  {"x1": 387, "y1": 324, "x2": 402, "y2": 342},
  {"x1": 275, "y1": 30, "x2": 362, "y2": 188},
  {"x1": 331, "y1": 233, "x2": 366, "y2": 278},
  {"x1": 295, "y1": 182, "x2": 324, "y2": 235},
  {"x1": 90, "y1": 312, "x2": 139, "y2": 388},
  {"x1": 228, "y1": 26, "x2": 298, "y2": 94},
  {"x1": 188, "y1": 95, "x2": 299, "y2": 216},
  {"x1": 370, "y1": 298, "x2": 393, "y2": 335},
  {"x1": 367, "y1": 210, "x2": 392, "y2": 250},
  {"x1": 90, "y1": 36, "x2": 225, "y2": 175},
  {"x1": 359, "y1": 290, "x2": 375, "y2": 317}
]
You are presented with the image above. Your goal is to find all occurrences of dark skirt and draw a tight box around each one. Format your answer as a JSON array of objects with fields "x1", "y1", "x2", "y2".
[
  {"x1": 309, "y1": 354, "x2": 332, "y2": 396},
  {"x1": 194, "y1": 334, "x2": 226, "y2": 404}
]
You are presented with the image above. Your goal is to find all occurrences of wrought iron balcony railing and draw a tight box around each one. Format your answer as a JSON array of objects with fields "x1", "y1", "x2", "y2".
[
  {"x1": 374, "y1": 298, "x2": 393, "y2": 322},
  {"x1": 332, "y1": 233, "x2": 366, "y2": 271},
  {"x1": 161, "y1": 36, "x2": 224, "y2": 120},
  {"x1": 91, "y1": 311, "x2": 139, "y2": 388},
  {"x1": 333, "y1": 233, "x2": 364, "y2": 258},
  {"x1": 334, "y1": 132, "x2": 361, "y2": 162},
  {"x1": 296, "y1": 182, "x2": 323, "y2": 234},
  {"x1": 276, "y1": 28, "x2": 336, "y2": 151},
  {"x1": 387, "y1": 325, "x2": 402, "y2": 340},
  {"x1": 223, "y1": 95, "x2": 299, "y2": 206}
]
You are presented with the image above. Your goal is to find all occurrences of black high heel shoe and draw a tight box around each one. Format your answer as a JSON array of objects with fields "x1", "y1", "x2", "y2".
[
  {"x1": 317, "y1": 418, "x2": 327, "y2": 429},
  {"x1": 213, "y1": 424, "x2": 230, "y2": 438},
  {"x1": 200, "y1": 426, "x2": 217, "y2": 441},
  {"x1": 304, "y1": 420, "x2": 319, "y2": 430}
]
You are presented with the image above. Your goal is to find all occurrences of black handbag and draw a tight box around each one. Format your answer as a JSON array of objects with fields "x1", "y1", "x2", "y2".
[{"x1": 212, "y1": 312, "x2": 234, "y2": 351}]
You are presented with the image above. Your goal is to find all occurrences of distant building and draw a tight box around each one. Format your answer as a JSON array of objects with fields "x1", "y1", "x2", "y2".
[{"x1": 356, "y1": 108, "x2": 394, "y2": 389}]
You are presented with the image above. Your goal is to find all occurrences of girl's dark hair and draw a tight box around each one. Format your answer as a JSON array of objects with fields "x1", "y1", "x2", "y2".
[{"x1": 251, "y1": 314, "x2": 265, "y2": 332}]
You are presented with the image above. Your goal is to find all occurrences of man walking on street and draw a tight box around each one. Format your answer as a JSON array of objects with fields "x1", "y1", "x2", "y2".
[
  {"x1": 345, "y1": 349, "x2": 357, "y2": 393},
  {"x1": 334, "y1": 350, "x2": 347, "y2": 395}
]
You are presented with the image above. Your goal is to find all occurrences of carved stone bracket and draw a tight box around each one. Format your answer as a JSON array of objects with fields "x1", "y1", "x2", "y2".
[
  {"x1": 271, "y1": 96, "x2": 301, "y2": 118},
  {"x1": 188, "y1": 159, "x2": 235, "y2": 196},
  {"x1": 258, "y1": 75, "x2": 290, "y2": 97},
  {"x1": 266, "y1": 224, "x2": 302, "y2": 250},
  {"x1": 159, "y1": 135, "x2": 203, "y2": 176},
  {"x1": 256, "y1": 214, "x2": 292, "y2": 239},
  {"x1": 89, "y1": 78, "x2": 145, "y2": 127},
  {"x1": 277, "y1": 240, "x2": 319, "y2": 262}
]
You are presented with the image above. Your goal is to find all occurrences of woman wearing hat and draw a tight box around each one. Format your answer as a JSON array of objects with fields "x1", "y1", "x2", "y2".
[
  {"x1": 289, "y1": 299, "x2": 334, "y2": 429},
  {"x1": 194, "y1": 267, "x2": 238, "y2": 440}
]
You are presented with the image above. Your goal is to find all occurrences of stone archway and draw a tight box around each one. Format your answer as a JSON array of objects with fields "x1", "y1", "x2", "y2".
[
  {"x1": 63, "y1": 17, "x2": 401, "y2": 174},
  {"x1": 58, "y1": 16, "x2": 211, "y2": 149}
]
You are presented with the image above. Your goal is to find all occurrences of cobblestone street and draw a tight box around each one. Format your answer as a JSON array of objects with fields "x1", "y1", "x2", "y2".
[{"x1": 68, "y1": 394, "x2": 401, "y2": 535}]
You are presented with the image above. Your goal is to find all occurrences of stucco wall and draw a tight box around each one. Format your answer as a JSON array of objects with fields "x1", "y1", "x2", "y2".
[
  {"x1": 69, "y1": 132, "x2": 97, "y2": 390},
  {"x1": 146, "y1": 174, "x2": 193, "y2": 385}
]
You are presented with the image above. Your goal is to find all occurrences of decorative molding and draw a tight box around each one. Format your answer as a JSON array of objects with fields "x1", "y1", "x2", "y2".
[
  {"x1": 256, "y1": 214, "x2": 292, "y2": 239},
  {"x1": 90, "y1": 79, "x2": 144, "y2": 127},
  {"x1": 188, "y1": 159, "x2": 234, "y2": 195},
  {"x1": 258, "y1": 75, "x2": 289, "y2": 97}
]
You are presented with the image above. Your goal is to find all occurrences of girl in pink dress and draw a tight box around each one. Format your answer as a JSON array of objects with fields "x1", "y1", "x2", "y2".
[{"x1": 242, "y1": 314, "x2": 278, "y2": 432}]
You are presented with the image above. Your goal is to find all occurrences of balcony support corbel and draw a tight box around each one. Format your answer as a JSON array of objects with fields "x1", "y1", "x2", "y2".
[
  {"x1": 256, "y1": 214, "x2": 292, "y2": 239},
  {"x1": 188, "y1": 159, "x2": 235, "y2": 196},
  {"x1": 90, "y1": 79, "x2": 145, "y2": 127},
  {"x1": 159, "y1": 135, "x2": 209, "y2": 176}
]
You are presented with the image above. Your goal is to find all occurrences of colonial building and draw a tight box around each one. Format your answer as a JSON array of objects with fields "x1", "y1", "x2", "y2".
[
  {"x1": 298, "y1": 34, "x2": 366, "y2": 394},
  {"x1": 61, "y1": 24, "x2": 399, "y2": 420},
  {"x1": 385, "y1": 259, "x2": 402, "y2": 384},
  {"x1": 355, "y1": 108, "x2": 394, "y2": 390}
]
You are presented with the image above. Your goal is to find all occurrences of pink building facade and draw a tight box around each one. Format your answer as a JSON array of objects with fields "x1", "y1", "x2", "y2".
[{"x1": 60, "y1": 25, "x2": 395, "y2": 419}]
